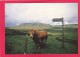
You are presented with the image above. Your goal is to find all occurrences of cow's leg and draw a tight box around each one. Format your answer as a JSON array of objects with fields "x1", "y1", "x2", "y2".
[
  {"x1": 35, "y1": 43, "x2": 40, "y2": 49},
  {"x1": 41, "y1": 38, "x2": 47, "y2": 48},
  {"x1": 34, "y1": 42, "x2": 38, "y2": 49},
  {"x1": 39, "y1": 39, "x2": 44, "y2": 48},
  {"x1": 38, "y1": 40, "x2": 42, "y2": 49},
  {"x1": 42, "y1": 39, "x2": 46, "y2": 48},
  {"x1": 33, "y1": 41, "x2": 37, "y2": 49},
  {"x1": 34, "y1": 41, "x2": 40, "y2": 49},
  {"x1": 39, "y1": 39, "x2": 45, "y2": 48}
]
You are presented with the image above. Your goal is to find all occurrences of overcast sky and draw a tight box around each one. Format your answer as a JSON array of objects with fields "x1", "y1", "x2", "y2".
[{"x1": 5, "y1": 3, "x2": 78, "y2": 27}]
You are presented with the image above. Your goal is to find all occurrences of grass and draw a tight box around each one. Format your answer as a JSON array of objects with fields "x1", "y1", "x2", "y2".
[
  {"x1": 5, "y1": 25, "x2": 78, "y2": 54},
  {"x1": 5, "y1": 35, "x2": 26, "y2": 54}
]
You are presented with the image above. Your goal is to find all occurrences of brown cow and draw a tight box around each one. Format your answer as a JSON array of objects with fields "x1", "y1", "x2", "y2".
[{"x1": 27, "y1": 29, "x2": 48, "y2": 49}]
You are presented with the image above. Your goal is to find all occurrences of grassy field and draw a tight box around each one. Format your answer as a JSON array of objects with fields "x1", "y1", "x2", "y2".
[{"x1": 5, "y1": 24, "x2": 78, "y2": 54}]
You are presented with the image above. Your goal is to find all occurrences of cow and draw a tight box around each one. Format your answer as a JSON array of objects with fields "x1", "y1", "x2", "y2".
[{"x1": 27, "y1": 29, "x2": 48, "y2": 49}]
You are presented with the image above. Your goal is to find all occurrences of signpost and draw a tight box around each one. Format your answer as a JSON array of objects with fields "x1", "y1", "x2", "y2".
[{"x1": 52, "y1": 17, "x2": 64, "y2": 48}]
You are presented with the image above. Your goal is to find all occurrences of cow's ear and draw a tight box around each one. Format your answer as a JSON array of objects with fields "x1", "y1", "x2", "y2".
[{"x1": 26, "y1": 32, "x2": 29, "y2": 35}]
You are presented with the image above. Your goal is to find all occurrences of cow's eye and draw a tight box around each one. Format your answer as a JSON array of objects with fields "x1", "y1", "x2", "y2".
[{"x1": 27, "y1": 33, "x2": 30, "y2": 36}]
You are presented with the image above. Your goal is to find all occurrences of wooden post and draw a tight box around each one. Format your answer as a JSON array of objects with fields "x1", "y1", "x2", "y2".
[
  {"x1": 52, "y1": 17, "x2": 64, "y2": 48},
  {"x1": 62, "y1": 18, "x2": 64, "y2": 48}
]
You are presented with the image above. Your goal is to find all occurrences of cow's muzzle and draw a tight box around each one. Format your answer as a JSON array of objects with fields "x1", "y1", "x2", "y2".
[{"x1": 30, "y1": 34, "x2": 33, "y2": 38}]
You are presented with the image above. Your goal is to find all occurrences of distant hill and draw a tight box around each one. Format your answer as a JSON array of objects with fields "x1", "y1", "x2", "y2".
[
  {"x1": 9, "y1": 23, "x2": 53, "y2": 30},
  {"x1": 8, "y1": 23, "x2": 78, "y2": 30}
]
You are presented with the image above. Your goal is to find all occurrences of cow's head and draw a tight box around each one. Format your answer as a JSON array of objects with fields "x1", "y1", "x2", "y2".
[{"x1": 27, "y1": 29, "x2": 35, "y2": 38}]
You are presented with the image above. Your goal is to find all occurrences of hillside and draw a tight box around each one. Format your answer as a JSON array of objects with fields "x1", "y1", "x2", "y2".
[
  {"x1": 9, "y1": 23, "x2": 53, "y2": 30},
  {"x1": 8, "y1": 23, "x2": 78, "y2": 30}
]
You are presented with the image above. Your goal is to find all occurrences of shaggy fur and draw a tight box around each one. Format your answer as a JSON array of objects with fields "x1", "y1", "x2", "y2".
[{"x1": 27, "y1": 29, "x2": 48, "y2": 49}]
